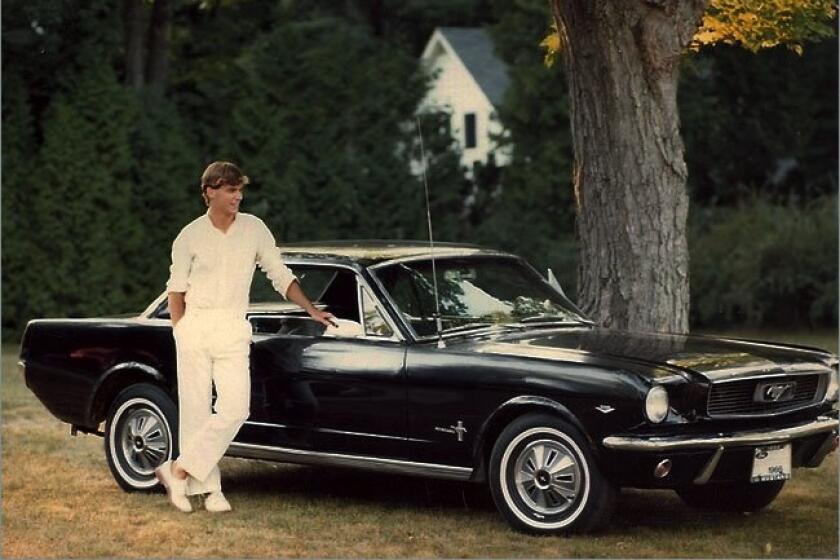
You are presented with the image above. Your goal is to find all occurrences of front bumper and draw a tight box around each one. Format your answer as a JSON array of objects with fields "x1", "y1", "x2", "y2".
[
  {"x1": 603, "y1": 414, "x2": 839, "y2": 452},
  {"x1": 601, "y1": 414, "x2": 839, "y2": 487}
]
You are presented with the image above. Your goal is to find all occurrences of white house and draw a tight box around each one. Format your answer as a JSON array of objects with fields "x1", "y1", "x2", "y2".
[{"x1": 418, "y1": 27, "x2": 512, "y2": 173}]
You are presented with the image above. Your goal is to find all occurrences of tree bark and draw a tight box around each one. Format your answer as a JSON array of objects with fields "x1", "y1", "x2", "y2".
[
  {"x1": 550, "y1": 0, "x2": 707, "y2": 334},
  {"x1": 123, "y1": 0, "x2": 146, "y2": 89},
  {"x1": 145, "y1": 0, "x2": 172, "y2": 93}
]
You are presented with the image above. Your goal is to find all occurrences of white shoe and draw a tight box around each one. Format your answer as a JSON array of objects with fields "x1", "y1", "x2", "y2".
[
  {"x1": 204, "y1": 491, "x2": 232, "y2": 513},
  {"x1": 154, "y1": 460, "x2": 192, "y2": 513}
]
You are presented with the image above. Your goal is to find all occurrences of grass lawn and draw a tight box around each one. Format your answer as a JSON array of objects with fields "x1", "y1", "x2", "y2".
[{"x1": 2, "y1": 330, "x2": 838, "y2": 558}]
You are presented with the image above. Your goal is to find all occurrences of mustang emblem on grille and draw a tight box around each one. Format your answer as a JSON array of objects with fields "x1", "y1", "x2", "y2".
[{"x1": 755, "y1": 381, "x2": 797, "y2": 403}]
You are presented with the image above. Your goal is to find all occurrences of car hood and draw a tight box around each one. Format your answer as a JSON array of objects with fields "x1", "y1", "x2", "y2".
[{"x1": 449, "y1": 326, "x2": 834, "y2": 382}]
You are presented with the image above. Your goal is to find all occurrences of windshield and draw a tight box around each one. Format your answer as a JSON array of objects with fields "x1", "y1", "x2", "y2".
[{"x1": 372, "y1": 256, "x2": 588, "y2": 338}]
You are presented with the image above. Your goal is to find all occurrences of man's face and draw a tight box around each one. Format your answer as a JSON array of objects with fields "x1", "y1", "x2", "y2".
[{"x1": 207, "y1": 182, "x2": 245, "y2": 215}]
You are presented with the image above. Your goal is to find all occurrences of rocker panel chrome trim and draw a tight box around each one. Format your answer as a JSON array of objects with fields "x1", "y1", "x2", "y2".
[{"x1": 226, "y1": 441, "x2": 472, "y2": 480}]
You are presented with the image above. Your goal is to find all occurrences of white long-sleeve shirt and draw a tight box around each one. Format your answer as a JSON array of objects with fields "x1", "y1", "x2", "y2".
[{"x1": 166, "y1": 210, "x2": 298, "y2": 314}]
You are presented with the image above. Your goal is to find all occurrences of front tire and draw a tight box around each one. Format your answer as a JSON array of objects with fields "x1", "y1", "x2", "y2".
[
  {"x1": 676, "y1": 480, "x2": 785, "y2": 512},
  {"x1": 489, "y1": 413, "x2": 617, "y2": 534},
  {"x1": 104, "y1": 383, "x2": 178, "y2": 492}
]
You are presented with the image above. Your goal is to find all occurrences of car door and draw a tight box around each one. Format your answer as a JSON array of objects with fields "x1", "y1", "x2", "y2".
[
  {"x1": 369, "y1": 260, "x2": 483, "y2": 468},
  {"x1": 239, "y1": 265, "x2": 409, "y2": 459}
]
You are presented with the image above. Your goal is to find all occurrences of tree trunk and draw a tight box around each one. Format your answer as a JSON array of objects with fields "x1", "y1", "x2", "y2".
[
  {"x1": 146, "y1": 0, "x2": 172, "y2": 93},
  {"x1": 123, "y1": 0, "x2": 146, "y2": 89},
  {"x1": 550, "y1": 0, "x2": 707, "y2": 334}
]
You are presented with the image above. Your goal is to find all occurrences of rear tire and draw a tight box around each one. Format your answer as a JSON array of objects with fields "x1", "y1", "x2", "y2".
[
  {"x1": 104, "y1": 383, "x2": 178, "y2": 492},
  {"x1": 676, "y1": 480, "x2": 785, "y2": 512},
  {"x1": 489, "y1": 413, "x2": 617, "y2": 534}
]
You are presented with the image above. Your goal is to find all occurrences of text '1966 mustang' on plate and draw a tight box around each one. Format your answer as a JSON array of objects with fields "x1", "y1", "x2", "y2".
[{"x1": 19, "y1": 241, "x2": 839, "y2": 534}]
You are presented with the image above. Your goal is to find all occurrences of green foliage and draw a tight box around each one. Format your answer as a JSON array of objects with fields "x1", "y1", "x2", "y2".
[
  {"x1": 680, "y1": 40, "x2": 837, "y2": 204},
  {"x1": 216, "y1": 17, "x2": 465, "y2": 243},
  {"x1": 412, "y1": 111, "x2": 474, "y2": 242},
  {"x1": 2, "y1": 72, "x2": 37, "y2": 334},
  {"x1": 127, "y1": 92, "x2": 202, "y2": 296},
  {"x1": 2, "y1": 0, "x2": 123, "y2": 112},
  {"x1": 28, "y1": 59, "x2": 145, "y2": 318},
  {"x1": 378, "y1": 0, "x2": 487, "y2": 52},
  {"x1": 468, "y1": 0, "x2": 577, "y2": 292},
  {"x1": 689, "y1": 196, "x2": 838, "y2": 328}
]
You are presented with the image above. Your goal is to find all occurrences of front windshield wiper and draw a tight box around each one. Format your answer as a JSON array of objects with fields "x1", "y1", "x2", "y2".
[
  {"x1": 439, "y1": 316, "x2": 592, "y2": 336},
  {"x1": 439, "y1": 321, "x2": 497, "y2": 335},
  {"x1": 515, "y1": 315, "x2": 595, "y2": 326},
  {"x1": 440, "y1": 321, "x2": 539, "y2": 336}
]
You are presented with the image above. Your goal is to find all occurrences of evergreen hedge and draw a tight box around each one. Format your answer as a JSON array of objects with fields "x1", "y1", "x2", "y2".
[{"x1": 689, "y1": 196, "x2": 838, "y2": 328}]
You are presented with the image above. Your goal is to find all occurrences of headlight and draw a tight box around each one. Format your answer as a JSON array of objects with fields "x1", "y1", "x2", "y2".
[
  {"x1": 645, "y1": 386, "x2": 669, "y2": 423},
  {"x1": 825, "y1": 365, "x2": 839, "y2": 403}
]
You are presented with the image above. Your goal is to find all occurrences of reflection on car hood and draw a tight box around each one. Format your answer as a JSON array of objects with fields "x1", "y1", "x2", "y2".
[{"x1": 450, "y1": 327, "x2": 834, "y2": 382}]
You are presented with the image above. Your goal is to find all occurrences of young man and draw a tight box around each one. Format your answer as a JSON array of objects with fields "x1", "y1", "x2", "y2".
[{"x1": 154, "y1": 161, "x2": 335, "y2": 513}]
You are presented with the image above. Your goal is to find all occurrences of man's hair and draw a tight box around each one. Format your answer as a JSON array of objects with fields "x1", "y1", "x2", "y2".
[{"x1": 200, "y1": 161, "x2": 249, "y2": 207}]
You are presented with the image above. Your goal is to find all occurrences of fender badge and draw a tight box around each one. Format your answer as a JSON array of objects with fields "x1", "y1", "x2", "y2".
[
  {"x1": 595, "y1": 405, "x2": 615, "y2": 414},
  {"x1": 434, "y1": 420, "x2": 468, "y2": 441}
]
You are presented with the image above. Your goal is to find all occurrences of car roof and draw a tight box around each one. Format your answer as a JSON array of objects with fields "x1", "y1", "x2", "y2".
[
  {"x1": 139, "y1": 240, "x2": 518, "y2": 319},
  {"x1": 279, "y1": 239, "x2": 515, "y2": 267}
]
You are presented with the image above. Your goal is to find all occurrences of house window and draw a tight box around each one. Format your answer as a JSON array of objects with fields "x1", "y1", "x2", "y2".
[{"x1": 464, "y1": 113, "x2": 477, "y2": 149}]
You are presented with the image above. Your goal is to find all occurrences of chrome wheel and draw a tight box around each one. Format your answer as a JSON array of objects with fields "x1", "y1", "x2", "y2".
[
  {"x1": 119, "y1": 407, "x2": 170, "y2": 474},
  {"x1": 514, "y1": 438, "x2": 581, "y2": 515},
  {"x1": 105, "y1": 384, "x2": 178, "y2": 492},
  {"x1": 491, "y1": 414, "x2": 617, "y2": 534}
]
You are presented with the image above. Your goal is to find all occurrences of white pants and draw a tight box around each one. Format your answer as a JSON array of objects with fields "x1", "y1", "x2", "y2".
[{"x1": 172, "y1": 307, "x2": 252, "y2": 496}]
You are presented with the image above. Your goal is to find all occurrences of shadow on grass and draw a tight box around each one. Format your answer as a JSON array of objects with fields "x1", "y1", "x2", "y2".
[
  {"x1": 610, "y1": 488, "x2": 753, "y2": 531},
  {"x1": 222, "y1": 461, "x2": 498, "y2": 513},
  {"x1": 218, "y1": 460, "x2": 757, "y2": 532}
]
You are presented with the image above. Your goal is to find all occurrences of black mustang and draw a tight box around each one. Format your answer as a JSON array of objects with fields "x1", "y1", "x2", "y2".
[{"x1": 19, "y1": 241, "x2": 839, "y2": 533}]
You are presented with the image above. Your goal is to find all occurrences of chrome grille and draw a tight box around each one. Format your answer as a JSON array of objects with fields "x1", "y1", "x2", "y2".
[{"x1": 707, "y1": 373, "x2": 824, "y2": 417}]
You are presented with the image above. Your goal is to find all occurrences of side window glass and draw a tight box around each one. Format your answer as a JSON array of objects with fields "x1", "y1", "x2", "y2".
[
  {"x1": 250, "y1": 266, "x2": 335, "y2": 304},
  {"x1": 361, "y1": 287, "x2": 394, "y2": 338}
]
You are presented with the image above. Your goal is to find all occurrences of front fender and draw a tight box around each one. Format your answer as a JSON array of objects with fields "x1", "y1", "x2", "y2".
[{"x1": 471, "y1": 395, "x2": 593, "y2": 482}]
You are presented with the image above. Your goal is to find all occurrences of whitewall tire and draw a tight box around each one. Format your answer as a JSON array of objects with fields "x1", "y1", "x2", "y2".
[
  {"x1": 489, "y1": 413, "x2": 617, "y2": 534},
  {"x1": 104, "y1": 383, "x2": 178, "y2": 492}
]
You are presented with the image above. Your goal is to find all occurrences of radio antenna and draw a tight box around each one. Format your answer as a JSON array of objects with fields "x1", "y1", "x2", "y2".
[{"x1": 415, "y1": 116, "x2": 445, "y2": 349}]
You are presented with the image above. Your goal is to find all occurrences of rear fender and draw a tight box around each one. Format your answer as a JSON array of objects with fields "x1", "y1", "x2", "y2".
[{"x1": 87, "y1": 362, "x2": 168, "y2": 427}]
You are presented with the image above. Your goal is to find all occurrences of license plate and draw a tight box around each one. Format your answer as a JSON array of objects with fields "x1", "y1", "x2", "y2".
[{"x1": 750, "y1": 443, "x2": 791, "y2": 482}]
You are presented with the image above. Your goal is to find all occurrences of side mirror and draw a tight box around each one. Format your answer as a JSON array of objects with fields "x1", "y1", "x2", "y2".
[
  {"x1": 322, "y1": 318, "x2": 365, "y2": 338},
  {"x1": 546, "y1": 268, "x2": 568, "y2": 299}
]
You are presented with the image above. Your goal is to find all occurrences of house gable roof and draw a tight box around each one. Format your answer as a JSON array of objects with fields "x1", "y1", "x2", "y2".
[{"x1": 423, "y1": 27, "x2": 510, "y2": 108}]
